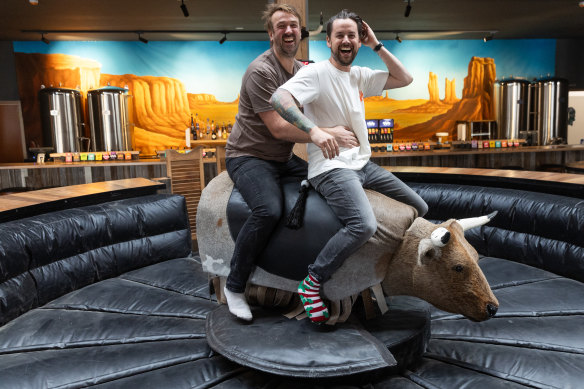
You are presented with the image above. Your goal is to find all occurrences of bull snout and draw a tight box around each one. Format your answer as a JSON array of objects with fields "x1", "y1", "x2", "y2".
[{"x1": 487, "y1": 303, "x2": 498, "y2": 318}]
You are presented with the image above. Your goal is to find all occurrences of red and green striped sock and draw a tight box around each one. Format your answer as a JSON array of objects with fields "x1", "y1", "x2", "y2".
[{"x1": 297, "y1": 274, "x2": 329, "y2": 323}]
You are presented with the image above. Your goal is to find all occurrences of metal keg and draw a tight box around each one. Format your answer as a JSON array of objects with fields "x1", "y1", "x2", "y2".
[
  {"x1": 533, "y1": 77, "x2": 569, "y2": 145},
  {"x1": 494, "y1": 79, "x2": 531, "y2": 140},
  {"x1": 39, "y1": 87, "x2": 84, "y2": 153},
  {"x1": 87, "y1": 86, "x2": 132, "y2": 151}
]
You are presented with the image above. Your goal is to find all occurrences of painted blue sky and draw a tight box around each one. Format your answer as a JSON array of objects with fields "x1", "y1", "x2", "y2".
[{"x1": 14, "y1": 39, "x2": 555, "y2": 102}]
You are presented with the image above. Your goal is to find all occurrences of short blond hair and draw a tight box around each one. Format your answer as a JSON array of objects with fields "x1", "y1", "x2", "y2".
[{"x1": 262, "y1": 4, "x2": 302, "y2": 33}]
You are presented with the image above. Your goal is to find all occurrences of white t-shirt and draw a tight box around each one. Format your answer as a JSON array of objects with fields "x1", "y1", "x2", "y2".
[{"x1": 279, "y1": 60, "x2": 388, "y2": 179}]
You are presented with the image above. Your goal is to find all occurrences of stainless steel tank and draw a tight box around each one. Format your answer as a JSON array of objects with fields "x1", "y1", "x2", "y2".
[
  {"x1": 533, "y1": 77, "x2": 569, "y2": 145},
  {"x1": 87, "y1": 86, "x2": 132, "y2": 151},
  {"x1": 39, "y1": 87, "x2": 84, "y2": 153},
  {"x1": 494, "y1": 79, "x2": 531, "y2": 140}
]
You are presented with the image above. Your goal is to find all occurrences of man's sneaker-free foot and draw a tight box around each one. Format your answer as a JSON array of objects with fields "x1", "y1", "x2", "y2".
[
  {"x1": 223, "y1": 286, "x2": 253, "y2": 321},
  {"x1": 298, "y1": 274, "x2": 329, "y2": 323}
]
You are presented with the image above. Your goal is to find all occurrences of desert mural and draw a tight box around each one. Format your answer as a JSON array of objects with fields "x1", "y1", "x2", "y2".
[{"x1": 13, "y1": 40, "x2": 555, "y2": 155}]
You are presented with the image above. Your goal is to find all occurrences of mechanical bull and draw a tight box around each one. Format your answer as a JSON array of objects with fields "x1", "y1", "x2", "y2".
[{"x1": 197, "y1": 172, "x2": 498, "y2": 324}]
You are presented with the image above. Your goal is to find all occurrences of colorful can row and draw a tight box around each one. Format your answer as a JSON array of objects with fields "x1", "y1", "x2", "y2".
[{"x1": 372, "y1": 142, "x2": 433, "y2": 152}]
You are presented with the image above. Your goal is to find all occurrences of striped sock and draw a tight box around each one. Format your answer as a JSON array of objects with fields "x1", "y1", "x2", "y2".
[{"x1": 297, "y1": 274, "x2": 329, "y2": 323}]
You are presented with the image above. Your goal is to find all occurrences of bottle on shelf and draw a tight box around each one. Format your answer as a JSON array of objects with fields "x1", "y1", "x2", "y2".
[
  {"x1": 190, "y1": 114, "x2": 197, "y2": 141},
  {"x1": 206, "y1": 118, "x2": 211, "y2": 137}
]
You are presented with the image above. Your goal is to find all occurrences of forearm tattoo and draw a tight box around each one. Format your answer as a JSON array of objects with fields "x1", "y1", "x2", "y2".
[{"x1": 271, "y1": 89, "x2": 316, "y2": 134}]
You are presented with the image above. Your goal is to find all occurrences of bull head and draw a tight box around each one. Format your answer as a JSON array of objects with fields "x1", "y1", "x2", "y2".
[{"x1": 382, "y1": 212, "x2": 499, "y2": 322}]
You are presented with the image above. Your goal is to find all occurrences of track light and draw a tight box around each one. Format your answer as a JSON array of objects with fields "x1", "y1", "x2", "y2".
[
  {"x1": 138, "y1": 33, "x2": 148, "y2": 44},
  {"x1": 395, "y1": 34, "x2": 402, "y2": 43},
  {"x1": 404, "y1": 0, "x2": 412, "y2": 17},
  {"x1": 483, "y1": 34, "x2": 493, "y2": 42},
  {"x1": 41, "y1": 33, "x2": 49, "y2": 45},
  {"x1": 180, "y1": 0, "x2": 189, "y2": 17},
  {"x1": 219, "y1": 33, "x2": 227, "y2": 44}
]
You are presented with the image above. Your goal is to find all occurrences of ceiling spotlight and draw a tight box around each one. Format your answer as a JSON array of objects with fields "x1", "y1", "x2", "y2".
[
  {"x1": 483, "y1": 34, "x2": 493, "y2": 42},
  {"x1": 41, "y1": 33, "x2": 49, "y2": 45},
  {"x1": 138, "y1": 33, "x2": 148, "y2": 44},
  {"x1": 29, "y1": 0, "x2": 38, "y2": 4},
  {"x1": 180, "y1": 0, "x2": 189, "y2": 17},
  {"x1": 404, "y1": 0, "x2": 412, "y2": 17},
  {"x1": 395, "y1": 34, "x2": 402, "y2": 43},
  {"x1": 219, "y1": 33, "x2": 227, "y2": 44}
]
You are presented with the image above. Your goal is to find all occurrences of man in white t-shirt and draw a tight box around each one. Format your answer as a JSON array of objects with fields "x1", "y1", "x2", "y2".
[{"x1": 271, "y1": 9, "x2": 428, "y2": 323}]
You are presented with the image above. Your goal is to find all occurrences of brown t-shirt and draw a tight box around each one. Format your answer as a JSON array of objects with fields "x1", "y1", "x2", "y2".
[{"x1": 226, "y1": 49, "x2": 303, "y2": 162}]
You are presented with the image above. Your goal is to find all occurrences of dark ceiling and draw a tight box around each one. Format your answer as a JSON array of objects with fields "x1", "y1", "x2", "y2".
[{"x1": 1, "y1": 0, "x2": 583, "y2": 43}]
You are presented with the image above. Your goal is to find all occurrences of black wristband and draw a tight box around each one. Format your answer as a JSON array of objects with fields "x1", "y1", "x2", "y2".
[{"x1": 373, "y1": 42, "x2": 384, "y2": 52}]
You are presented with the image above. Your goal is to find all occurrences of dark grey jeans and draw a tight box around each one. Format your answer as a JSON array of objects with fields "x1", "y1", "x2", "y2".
[
  {"x1": 308, "y1": 161, "x2": 428, "y2": 282},
  {"x1": 225, "y1": 155, "x2": 307, "y2": 293}
]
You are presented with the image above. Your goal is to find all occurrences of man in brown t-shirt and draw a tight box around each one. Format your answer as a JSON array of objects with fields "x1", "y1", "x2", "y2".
[{"x1": 223, "y1": 4, "x2": 358, "y2": 321}]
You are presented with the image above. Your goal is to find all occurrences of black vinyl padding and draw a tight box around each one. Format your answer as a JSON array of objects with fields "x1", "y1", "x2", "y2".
[
  {"x1": 411, "y1": 182, "x2": 584, "y2": 282},
  {"x1": 0, "y1": 183, "x2": 583, "y2": 388},
  {"x1": 0, "y1": 194, "x2": 192, "y2": 326}
]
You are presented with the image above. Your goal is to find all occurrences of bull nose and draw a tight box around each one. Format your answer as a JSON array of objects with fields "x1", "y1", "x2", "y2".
[{"x1": 487, "y1": 303, "x2": 498, "y2": 318}]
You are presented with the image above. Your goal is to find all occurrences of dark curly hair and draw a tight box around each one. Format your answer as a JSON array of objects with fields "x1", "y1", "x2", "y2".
[{"x1": 326, "y1": 9, "x2": 363, "y2": 38}]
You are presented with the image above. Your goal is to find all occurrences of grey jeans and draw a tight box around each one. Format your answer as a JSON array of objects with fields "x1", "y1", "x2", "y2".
[{"x1": 307, "y1": 161, "x2": 428, "y2": 282}]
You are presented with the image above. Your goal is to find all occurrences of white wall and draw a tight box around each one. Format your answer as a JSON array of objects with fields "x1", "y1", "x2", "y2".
[{"x1": 568, "y1": 91, "x2": 584, "y2": 145}]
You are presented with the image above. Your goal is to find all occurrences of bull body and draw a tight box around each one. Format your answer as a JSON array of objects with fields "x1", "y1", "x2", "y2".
[{"x1": 197, "y1": 172, "x2": 498, "y2": 323}]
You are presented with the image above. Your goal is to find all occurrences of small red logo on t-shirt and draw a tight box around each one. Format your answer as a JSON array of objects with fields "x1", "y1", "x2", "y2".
[{"x1": 359, "y1": 91, "x2": 364, "y2": 101}]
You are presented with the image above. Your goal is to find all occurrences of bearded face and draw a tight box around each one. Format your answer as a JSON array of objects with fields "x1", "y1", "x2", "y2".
[
  {"x1": 327, "y1": 18, "x2": 362, "y2": 69},
  {"x1": 269, "y1": 11, "x2": 301, "y2": 59}
]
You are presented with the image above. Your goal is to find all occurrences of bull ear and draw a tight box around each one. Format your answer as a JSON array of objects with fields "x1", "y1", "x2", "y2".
[
  {"x1": 417, "y1": 238, "x2": 441, "y2": 265},
  {"x1": 457, "y1": 211, "x2": 498, "y2": 231}
]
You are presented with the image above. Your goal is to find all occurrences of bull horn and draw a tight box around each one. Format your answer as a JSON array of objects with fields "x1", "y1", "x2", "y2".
[
  {"x1": 430, "y1": 227, "x2": 450, "y2": 247},
  {"x1": 458, "y1": 211, "x2": 498, "y2": 231}
]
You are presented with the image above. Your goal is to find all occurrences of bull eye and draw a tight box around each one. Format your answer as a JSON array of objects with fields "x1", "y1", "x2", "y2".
[{"x1": 453, "y1": 264, "x2": 464, "y2": 273}]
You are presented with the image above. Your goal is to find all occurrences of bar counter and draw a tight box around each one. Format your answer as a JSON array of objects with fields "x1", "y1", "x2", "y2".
[
  {"x1": 1, "y1": 144, "x2": 583, "y2": 191},
  {"x1": 371, "y1": 144, "x2": 584, "y2": 170},
  {"x1": 0, "y1": 159, "x2": 166, "y2": 191}
]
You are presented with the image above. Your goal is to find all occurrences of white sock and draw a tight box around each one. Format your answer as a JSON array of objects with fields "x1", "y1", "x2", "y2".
[{"x1": 223, "y1": 286, "x2": 253, "y2": 321}]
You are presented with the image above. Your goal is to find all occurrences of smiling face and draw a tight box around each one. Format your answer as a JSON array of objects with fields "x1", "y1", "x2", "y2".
[
  {"x1": 327, "y1": 18, "x2": 362, "y2": 70},
  {"x1": 268, "y1": 10, "x2": 301, "y2": 59}
]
